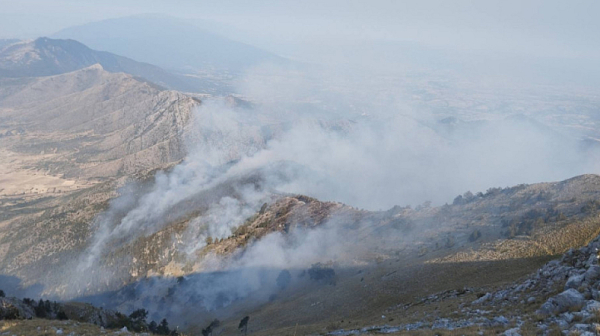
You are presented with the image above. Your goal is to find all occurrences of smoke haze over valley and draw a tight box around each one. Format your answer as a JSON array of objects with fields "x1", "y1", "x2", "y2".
[{"x1": 1, "y1": 1, "x2": 600, "y2": 335}]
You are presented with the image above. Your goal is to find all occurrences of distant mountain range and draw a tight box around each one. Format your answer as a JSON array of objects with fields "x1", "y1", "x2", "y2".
[
  {"x1": 0, "y1": 37, "x2": 228, "y2": 93},
  {"x1": 0, "y1": 39, "x2": 19, "y2": 50},
  {"x1": 52, "y1": 15, "x2": 287, "y2": 72}
]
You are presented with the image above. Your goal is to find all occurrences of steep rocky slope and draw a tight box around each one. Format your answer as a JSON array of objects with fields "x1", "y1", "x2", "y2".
[
  {"x1": 0, "y1": 64, "x2": 200, "y2": 296},
  {"x1": 0, "y1": 64, "x2": 357, "y2": 304},
  {"x1": 112, "y1": 174, "x2": 600, "y2": 285},
  {"x1": 0, "y1": 39, "x2": 19, "y2": 50},
  {"x1": 26, "y1": 174, "x2": 598, "y2": 334},
  {"x1": 0, "y1": 64, "x2": 197, "y2": 181},
  {"x1": 2, "y1": 161, "x2": 600, "y2": 335},
  {"x1": 185, "y1": 176, "x2": 600, "y2": 336}
]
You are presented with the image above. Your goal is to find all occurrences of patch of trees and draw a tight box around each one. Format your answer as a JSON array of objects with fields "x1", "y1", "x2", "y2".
[
  {"x1": 0, "y1": 306, "x2": 19, "y2": 320},
  {"x1": 0, "y1": 296, "x2": 69, "y2": 321},
  {"x1": 201, "y1": 319, "x2": 221, "y2": 336},
  {"x1": 537, "y1": 204, "x2": 566, "y2": 222},
  {"x1": 143, "y1": 317, "x2": 177, "y2": 335},
  {"x1": 501, "y1": 207, "x2": 570, "y2": 239},
  {"x1": 535, "y1": 191, "x2": 553, "y2": 202},
  {"x1": 29, "y1": 299, "x2": 65, "y2": 320},
  {"x1": 484, "y1": 187, "x2": 503, "y2": 197},
  {"x1": 444, "y1": 235, "x2": 455, "y2": 248},
  {"x1": 582, "y1": 200, "x2": 600, "y2": 214},
  {"x1": 390, "y1": 217, "x2": 414, "y2": 231},
  {"x1": 469, "y1": 229, "x2": 482, "y2": 242},
  {"x1": 117, "y1": 309, "x2": 178, "y2": 335},
  {"x1": 415, "y1": 201, "x2": 432, "y2": 211},
  {"x1": 434, "y1": 235, "x2": 455, "y2": 250},
  {"x1": 454, "y1": 187, "x2": 517, "y2": 205},
  {"x1": 501, "y1": 210, "x2": 546, "y2": 238},
  {"x1": 0, "y1": 293, "x2": 177, "y2": 335},
  {"x1": 147, "y1": 318, "x2": 176, "y2": 335},
  {"x1": 239, "y1": 316, "x2": 250, "y2": 335},
  {"x1": 307, "y1": 263, "x2": 336, "y2": 285},
  {"x1": 276, "y1": 269, "x2": 292, "y2": 290},
  {"x1": 108, "y1": 309, "x2": 160, "y2": 333},
  {"x1": 453, "y1": 191, "x2": 477, "y2": 205}
]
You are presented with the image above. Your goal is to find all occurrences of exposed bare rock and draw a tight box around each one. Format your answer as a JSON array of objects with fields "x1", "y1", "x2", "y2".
[
  {"x1": 537, "y1": 289, "x2": 585, "y2": 317},
  {"x1": 0, "y1": 64, "x2": 198, "y2": 180},
  {"x1": 0, "y1": 297, "x2": 35, "y2": 319}
]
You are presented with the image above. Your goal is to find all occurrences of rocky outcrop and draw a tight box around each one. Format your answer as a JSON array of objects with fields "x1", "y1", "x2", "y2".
[
  {"x1": 0, "y1": 297, "x2": 35, "y2": 319},
  {"x1": 537, "y1": 289, "x2": 585, "y2": 317},
  {"x1": 470, "y1": 225, "x2": 600, "y2": 335},
  {"x1": 0, "y1": 65, "x2": 198, "y2": 179}
]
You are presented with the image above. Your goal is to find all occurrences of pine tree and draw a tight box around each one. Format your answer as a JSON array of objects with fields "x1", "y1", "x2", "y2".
[
  {"x1": 238, "y1": 316, "x2": 250, "y2": 335},
  {"x1": 157, "y1": 318, "x2": 170, "y2": 335}
]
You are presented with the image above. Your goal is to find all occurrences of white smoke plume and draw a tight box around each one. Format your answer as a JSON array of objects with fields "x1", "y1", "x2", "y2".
[{"x1": 55, "y1": 65, "x2": 600, "y2": 324}]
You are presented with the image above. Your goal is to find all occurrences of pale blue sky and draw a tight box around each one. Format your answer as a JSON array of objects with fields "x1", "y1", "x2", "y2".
[{"x1": 0, "y1": 0, "x2": 599, "y2": 60}]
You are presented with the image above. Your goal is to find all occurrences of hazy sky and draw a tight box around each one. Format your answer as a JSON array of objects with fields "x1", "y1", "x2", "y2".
[{"x1": 1, "y1": 0, "x2": 599, "y2": 60}]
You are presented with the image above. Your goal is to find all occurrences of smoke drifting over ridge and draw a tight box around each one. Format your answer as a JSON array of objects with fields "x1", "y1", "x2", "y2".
[{"x1": 55, "y1": 64, "x2": 600, "y2": 321}]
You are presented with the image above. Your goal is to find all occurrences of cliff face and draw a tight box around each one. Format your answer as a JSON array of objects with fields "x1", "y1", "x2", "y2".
[{"x1": 0, "y1": 64, "x2": 200, "y2": 293}]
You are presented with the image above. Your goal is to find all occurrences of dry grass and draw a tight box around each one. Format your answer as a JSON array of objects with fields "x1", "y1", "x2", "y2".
[
  {"x1": 0, "y1": 319, "x2": 161, "y2": 336},
  {"x1": 1, "y1": 319, "x2": 103, "y2": 336},
  {"x1": 201, "y1": 255, "x2": 555, "y2": 336},
  {"x1": 589, "y1": 308, "x2": 600, "y2": 323},
  {"x1": 392, "y1": 325, "x2": 507, "y2": 335}
]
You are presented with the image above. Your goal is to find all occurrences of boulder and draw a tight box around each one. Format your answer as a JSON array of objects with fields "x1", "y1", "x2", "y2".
[
  {"x1": 537, "y1": 289, "x2": 585, "y2": 317},
  {"x1": 561, "y1": 312, "x2": 574, "y2": 323},
  {"x1": 584, "y1": 300, "x2": 600, "y2": 313},
  {"x1": 504, "y1": 327, "x2": 521, "y2": 336},
  {"x1": 473, "y1": 292, "x2": 492, "y2": 305},
  {"x1": 493, "y1": 315, "x2": 509, "y2": 325},
  {"x1": 565, "y1": 274, "x2": 585, "y2": 289},
  {"x1": 585, "y1": 265, "x2": 600, "y2": 282},
  {"x1": 586, "y1": 254, "x2": 598, "y2": 267},
  {"x1": 572, "y1": 323, "x2": 592, "y2": 332},
  {"x1": 555, "y1": 319, "x2": 569, "y2": 330}
]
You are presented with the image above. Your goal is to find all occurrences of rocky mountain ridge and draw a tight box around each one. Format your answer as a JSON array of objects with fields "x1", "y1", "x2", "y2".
[
  {"x1": 0, "y1": 64, "x2": 197, "y2": 182},
  {"x1": 0, "y1": 37, "x2": 214, "y2": 93}
]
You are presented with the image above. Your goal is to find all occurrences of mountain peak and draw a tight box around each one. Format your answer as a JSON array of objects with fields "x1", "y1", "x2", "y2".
[
  {"x1": 0, "y1": 37, "x2": 206, "y2": 92},
  {"x1": 84, "y1": 63, "x2": 104, "y2": 71}
]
